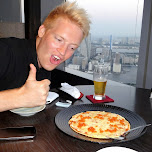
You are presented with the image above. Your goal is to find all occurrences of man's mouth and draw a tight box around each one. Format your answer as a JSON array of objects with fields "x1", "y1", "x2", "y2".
[
  {"x1": 53, "y1": 55, "x2": 60, "y2": 61},
  {"x1": 50, "y1": 55, "x2": 62, "y2": 65}
]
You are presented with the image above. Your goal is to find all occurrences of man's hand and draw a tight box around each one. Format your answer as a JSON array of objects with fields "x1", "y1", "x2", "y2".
[
  {"x1": 19, "y1": 64, "x2": 51, "y2": 107},
  {"x1": 0, "y1": 64, "x2": 51, "y2": 112}
]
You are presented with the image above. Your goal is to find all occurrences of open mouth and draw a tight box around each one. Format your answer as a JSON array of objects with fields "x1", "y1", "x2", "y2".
[
  {"x1": 53, "y1": 55, "x2": 60, "y2": 61},
  {"x1": 50, "y1": 55, "x2": 62, "y2": 65}
]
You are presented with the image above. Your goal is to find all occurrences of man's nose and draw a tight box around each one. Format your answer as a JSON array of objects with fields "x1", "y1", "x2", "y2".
[{"x1": 57, "y1": 45, "x2": 67, "y2": 56}]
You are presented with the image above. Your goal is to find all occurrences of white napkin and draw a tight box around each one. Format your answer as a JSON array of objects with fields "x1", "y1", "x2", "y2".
[
  {"x1": 46, "y1": 92, "x2": 59, "y2": 104},
  {"x1": 60, "y1": 83, "x2": 83, "y2": 99}
]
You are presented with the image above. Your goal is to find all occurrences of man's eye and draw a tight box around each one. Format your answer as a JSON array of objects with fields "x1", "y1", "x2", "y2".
[
  {"x1": 57, "y1": 38, "x2": 62, "y2": 42},
  {"x1": 71, "y1": 47, "x2": 76, "y2": 51},
  {"x1": 55, "y1": 37, "x2": 62, "y2": 42}
]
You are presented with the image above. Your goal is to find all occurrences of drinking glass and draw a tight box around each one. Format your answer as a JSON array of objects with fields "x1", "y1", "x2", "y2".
[{"x1": 93, "y1": 65, "x2": 108, "y2": 100}]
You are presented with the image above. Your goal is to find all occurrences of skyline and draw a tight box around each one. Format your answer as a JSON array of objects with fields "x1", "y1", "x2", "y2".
[{"x1": 68, "y1": 0, "x2": 144, "y2": 38}]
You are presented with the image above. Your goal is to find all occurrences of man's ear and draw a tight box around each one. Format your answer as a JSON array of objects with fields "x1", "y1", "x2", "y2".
[{"x1": 38, "y1": 25, "x2": 46, "y2": 37}]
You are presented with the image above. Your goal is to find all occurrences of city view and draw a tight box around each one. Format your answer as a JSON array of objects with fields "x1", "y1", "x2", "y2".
[
  {"x1": 65, "y1": 35, "x2": 139, "y2": 86},
  {"x1": 66, "y1": 0, "x2": 144, "y2": 86}
]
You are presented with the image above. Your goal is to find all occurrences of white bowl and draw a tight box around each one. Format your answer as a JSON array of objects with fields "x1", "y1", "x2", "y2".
[{"x1": 10, "y1": 105, "x2": 46, "y2": 116}]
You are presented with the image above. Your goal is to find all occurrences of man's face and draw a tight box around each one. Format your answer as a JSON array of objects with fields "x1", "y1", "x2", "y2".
[{"x1": 36, "y1": 18, "x2": 83, "y2": 71}]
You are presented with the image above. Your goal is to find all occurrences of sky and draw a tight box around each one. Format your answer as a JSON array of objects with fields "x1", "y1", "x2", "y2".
[{"x1": 68, "y1": 0, "x2": 144, "y2": 38}]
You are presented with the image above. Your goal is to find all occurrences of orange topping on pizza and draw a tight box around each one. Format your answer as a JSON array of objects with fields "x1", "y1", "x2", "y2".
[
  {"x1": 78, "y1": 122, "x2": 86, "y2": 128},
  {"x1": 99, "y1": 129, "x2": 104, "y2": 133},
  {"x1": 108, "y1": 117, "x2": 118, "y2": 122},
  {"x1": 105, "y1": 128, "x2": 117, "y2": 133},
  {"x1": 88, "y1": 127, "x2": 97, "y2": 133},
  {"x1": 120, "y1": 119, "x2": 125, "y2": 125},
  {"x1": 69, "y1": 111, "x2": 130, "y2": 139},
  {"x1": 94, "y1": 114, "x2": 104, "y2": 119}
]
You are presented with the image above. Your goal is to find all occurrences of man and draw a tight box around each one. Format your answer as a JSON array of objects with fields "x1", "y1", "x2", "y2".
[{"x1": 0, "y1": 1, "x2": 90, "y2": 112}]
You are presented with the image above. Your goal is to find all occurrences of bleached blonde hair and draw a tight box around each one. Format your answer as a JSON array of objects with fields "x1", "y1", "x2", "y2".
[{"x1": 43, "y1": 1, "x2": 91, "y2": 39}]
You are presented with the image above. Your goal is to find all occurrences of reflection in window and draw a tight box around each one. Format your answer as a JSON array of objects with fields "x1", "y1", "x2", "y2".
[{"x1": 66, "y1": 0, "x2": 144, "y2": 86}]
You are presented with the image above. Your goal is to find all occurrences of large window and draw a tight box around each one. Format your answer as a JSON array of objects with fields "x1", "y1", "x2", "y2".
[{"x1": 64, "y1": 0, "x2": 144, "y2": 86}]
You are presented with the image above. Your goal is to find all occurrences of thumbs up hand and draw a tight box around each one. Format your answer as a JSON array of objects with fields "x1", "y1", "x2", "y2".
[
  {"x1": 27, "y1": 63, "x2": 37, "y2": 81},
  {"x1": 19, "y1": 64, "x2": 51, "y2": 108}
]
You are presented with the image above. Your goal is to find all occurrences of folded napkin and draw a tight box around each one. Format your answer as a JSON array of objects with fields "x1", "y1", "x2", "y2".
[
  {"x1": 60, "y1": 83, "x2": 84, "y2": 99},
  {"x1": 86, "y1": 95, "x2": 114, "y2": 103},
  {"x1": 46, "y1": 92, "x2": 59, "y2": 104}
]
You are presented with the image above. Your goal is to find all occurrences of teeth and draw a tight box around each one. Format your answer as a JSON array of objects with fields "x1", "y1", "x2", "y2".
[{"x1": 53, "y1": 55, "x2": 60, "y2": 61}]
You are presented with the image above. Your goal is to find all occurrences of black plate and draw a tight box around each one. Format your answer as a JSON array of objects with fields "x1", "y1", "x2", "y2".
[{"x1": 55, "y1": 104, "x2": 147, "y2": 143}]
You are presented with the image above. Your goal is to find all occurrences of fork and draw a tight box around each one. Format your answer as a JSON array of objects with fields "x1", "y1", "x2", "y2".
[{"x1": 106, "y1": 123, "x2": 151, "y2": 140}]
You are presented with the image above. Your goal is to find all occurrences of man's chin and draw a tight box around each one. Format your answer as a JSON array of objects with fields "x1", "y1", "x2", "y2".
[{"x1": 43, "y1": 64, "x2": 58, "y2": 71}]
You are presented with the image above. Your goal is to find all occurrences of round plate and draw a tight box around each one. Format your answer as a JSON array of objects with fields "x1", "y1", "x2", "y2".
[
  {"x1": 10, "y1": 105, "x2": 46, "y2": 116},
  {"x1": 55, "y1": 104, "x2": 147, "y2": 143},
  {"x1": 96, "y1": 146, "x2": 137, "y2": 152}
]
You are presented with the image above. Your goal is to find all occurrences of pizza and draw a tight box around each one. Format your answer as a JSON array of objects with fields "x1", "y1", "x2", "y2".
[{"x1": 68, "y1": 111, "x2": 130, "y2": 139}]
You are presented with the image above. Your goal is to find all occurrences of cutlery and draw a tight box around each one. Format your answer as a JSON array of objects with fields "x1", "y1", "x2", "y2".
[
  {"x1": 122, "y1": 123, "x2": 151, "y2": 136},
  {"x1": 106, "y1": 123, "x2": 151, "y2": 140}
]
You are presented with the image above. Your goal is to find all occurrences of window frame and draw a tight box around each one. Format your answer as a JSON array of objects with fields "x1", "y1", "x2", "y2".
[{"x1": 136, "y1": 0, "x2": 152, "y2": 89}]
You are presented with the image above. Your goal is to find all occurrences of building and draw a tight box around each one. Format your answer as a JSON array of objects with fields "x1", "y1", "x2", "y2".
[
  {"x1": 113, "y1": 52, "x2": 121, "y2": 73},
  {"x1": 77, "y1": 34, "x2": 91, "y2": 60}
]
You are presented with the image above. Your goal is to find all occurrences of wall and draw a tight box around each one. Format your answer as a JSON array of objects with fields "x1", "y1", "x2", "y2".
[
  {"x1": 0, "y1": 22, "x2": 25, "y2": 38},
  {"x1": 0, "y1": 0, "x2": 20, "y2": 22},
  {"x1": 0, "y1": 0, "x2": 64, "y2": 38},
  {"x1": 0, "y1": 0, "x2": 24, "y2": 38}
]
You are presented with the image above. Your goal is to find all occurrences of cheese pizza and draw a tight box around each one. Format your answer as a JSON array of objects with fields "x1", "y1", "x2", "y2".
[{"x1": 68, "y1": 111, "x2": 130, "y2": 139}]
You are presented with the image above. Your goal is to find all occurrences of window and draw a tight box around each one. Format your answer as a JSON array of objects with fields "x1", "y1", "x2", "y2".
[{"x1": 63, "y1": 0, "x2": 144, "y2": 87}]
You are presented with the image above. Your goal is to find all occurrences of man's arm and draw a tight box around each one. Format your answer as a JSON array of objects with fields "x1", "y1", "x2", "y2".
[{"x1": 0, "y1": 64, "x2": 50, "y2": 112}]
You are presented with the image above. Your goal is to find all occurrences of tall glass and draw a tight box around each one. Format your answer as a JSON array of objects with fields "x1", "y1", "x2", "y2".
[{"x1": 93, "y1": 65, "x2": 108, "y2": 100}]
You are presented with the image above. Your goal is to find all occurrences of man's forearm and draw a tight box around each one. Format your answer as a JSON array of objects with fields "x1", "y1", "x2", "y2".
[{"x1": 0, "y1": 88, "x2": 21, "y2": 112}]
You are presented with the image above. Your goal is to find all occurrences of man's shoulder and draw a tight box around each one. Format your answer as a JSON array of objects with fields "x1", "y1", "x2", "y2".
[
  {"x1": 0, "y1": 37, "x2": 35, "y2": 48},
  {"x1": 0, "y1": 37, "x2": 25, "y2": 44}
]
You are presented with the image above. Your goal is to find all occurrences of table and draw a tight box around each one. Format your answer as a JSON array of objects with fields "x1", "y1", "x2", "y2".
[{"x1": 0, "y1": 84, "x2": 152, "y2": 152}]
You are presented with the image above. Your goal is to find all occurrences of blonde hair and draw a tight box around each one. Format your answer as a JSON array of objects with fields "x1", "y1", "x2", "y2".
[{"x1": 43, "y1": 1, "x2": 91, "y2": 38}]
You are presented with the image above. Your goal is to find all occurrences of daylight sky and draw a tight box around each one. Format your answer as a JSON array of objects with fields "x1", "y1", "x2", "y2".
[{"x1": 68, "y1": 0, "x2": 144, "y2": 38}]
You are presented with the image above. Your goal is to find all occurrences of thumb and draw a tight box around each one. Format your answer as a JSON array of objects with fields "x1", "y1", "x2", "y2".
[{"x1": 27, "y1": 64, "x2": 37, "y2": 81}]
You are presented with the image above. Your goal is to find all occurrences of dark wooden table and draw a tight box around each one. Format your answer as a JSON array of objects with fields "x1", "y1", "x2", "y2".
[{"x1": 0, "y1": 84, "x2": 152, "y2": 152}]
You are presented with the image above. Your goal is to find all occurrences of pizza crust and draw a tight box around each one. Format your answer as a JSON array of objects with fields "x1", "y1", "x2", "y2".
[{"x1": 69, "y1": 111, "x2": 130, "y2": 139}]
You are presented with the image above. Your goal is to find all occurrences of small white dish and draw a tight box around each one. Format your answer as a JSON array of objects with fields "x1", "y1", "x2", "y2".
[
  {"x1": 55, "y1": 101, "x2": 71, "y2": 108},
  {"x1": 96, "y1": 146, "x2": 137, "y2": 152},
  {"x1": 10, "y1": 105, "x2": 46, "y2": 116}
]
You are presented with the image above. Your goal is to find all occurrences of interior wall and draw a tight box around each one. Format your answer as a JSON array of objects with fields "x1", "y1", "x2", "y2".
[
  {"x1": 0, "y1": 22, "x2": 25, "y2": 38},
  {"x1": 0, "y1": 0, "x2": 64, "y2": 38},
  {"x1": 0, "y1": 0, "x2": 25, "y2": 38},
  {"x1": 0, "y1": 0, "x2": 20, "y2": 22}
]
